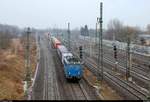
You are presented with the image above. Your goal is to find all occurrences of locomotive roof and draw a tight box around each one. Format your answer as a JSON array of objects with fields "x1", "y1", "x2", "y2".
[
  {"x1": 58, "y1": 45, "x2": 69, "y2": 53},
  {"x1": 63, "y1": 53, "x2": 73, "y2": 57}
]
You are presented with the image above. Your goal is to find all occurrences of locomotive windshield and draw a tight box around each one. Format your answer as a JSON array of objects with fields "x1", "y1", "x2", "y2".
[{"x1": 65, "y1": 56, "x2": 80, "y2": 64}]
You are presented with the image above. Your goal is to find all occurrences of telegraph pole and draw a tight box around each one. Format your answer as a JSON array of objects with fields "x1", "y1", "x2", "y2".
[
  {"x1": 126, "y1": 36, "x2": 132, "y2": 81},
  {"x1": 98, "y1": 2, "x2": 103, "y2": 83},
  {"x1": 67, "y1": 22, "x2": 71, "y2": 51},
  {"x1": 97, "y1": 18, "x2": 100, "y2": 80},
  {"x1": 100, "y1": 2, "x2": 103, "y2": 82},
  {"x1": 24, "y1": 27, "x2": 32, "y2": 98}
]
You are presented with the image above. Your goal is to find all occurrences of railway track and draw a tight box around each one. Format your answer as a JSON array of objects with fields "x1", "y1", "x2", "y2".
[
  {"x1": 32, "y1": 35, "x2": 61, "y2": 100},
  {"x1": 104, "y1": 55, "x2": 148, "y2": 77},
  {"x1": 78, "y1": 80, "x2": 90, "y2": 100},
  {"x1": 102, "y1": 46, "x2": 150, "y2": 69},
  {"x1": 71, "y1": 49, "x2": 148, "y2": 100},
  {"x1": 102, "y1": 51, "x2": 150, "y2": 79},
  {"x1": 80, "y1": 40, "x2": 149, "y2": 71},
  {"x1": 69, "y1": 39, "x2": 150, "y2": 91},
  {"x1": 62, "y1": 36, "x2": 150, "y2": 100},
  {"x1": 51, "y1": 38, "x2": 99, "y2": 100},
  {"x1": 77, "y1": 43, "x2": 149, "y2": 88},
  {"x1": 44, "y1": 35, "x2": 61, "y2": 100},
  {"x1": 43, "y1": 57, "x2": 48, "y2": 99},
  {"x1": 32, "y1": 37, "x2": 45, "y2": 100},
  {"x1": 90, "y1": 55, "x2": 150, "y2": 89},
  {"x1": 103, "y1": 53, "x2": 149, "y2": 75},
  {"x1": 69, "y1": 80, "x2": 90, "y2": 100},
  {"x1": 70, "y1": 39, "x2": 150, "y2": 77},
  {"x1": 73, "y1": 44, "x2": 150, "y2": 86},
  {"x1": 84, "y1": 60, "x2": 147, "y2": 100}
]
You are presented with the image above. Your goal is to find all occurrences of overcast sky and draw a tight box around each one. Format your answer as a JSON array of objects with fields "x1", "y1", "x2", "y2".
[{"x1": 0, "y1": 0, "x2": 149, "y2": 29}]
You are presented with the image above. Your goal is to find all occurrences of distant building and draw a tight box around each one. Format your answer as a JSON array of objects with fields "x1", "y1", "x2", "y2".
[{"x1": 138, "y1": 34, "x2": 150, "y2": 46}]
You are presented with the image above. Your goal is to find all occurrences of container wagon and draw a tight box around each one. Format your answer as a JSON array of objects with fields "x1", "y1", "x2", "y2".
[{"x1": 51, "y1": 37, "x2": 61, "y2": 48}]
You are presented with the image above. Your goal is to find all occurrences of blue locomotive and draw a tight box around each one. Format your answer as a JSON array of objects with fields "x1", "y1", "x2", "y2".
[{"x1": 57, "y1": 45, "x2": 83, "y2": 81}]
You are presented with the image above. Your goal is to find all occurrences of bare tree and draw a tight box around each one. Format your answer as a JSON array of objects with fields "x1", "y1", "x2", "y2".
[
  {"x1": 0, "y1": 24, "x2": 21, "y2": 49},
  {"x1": 123, "y1": 26, "x2": 135, "y2": 40},
  {"x1": 105, "y1": 19, "x2": 140, "y2": 43},
  {"x1": 106, "y1": 19, "x2": 124, "y2": 41}
]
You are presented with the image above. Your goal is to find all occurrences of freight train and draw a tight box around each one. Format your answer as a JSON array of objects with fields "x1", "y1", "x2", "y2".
[{"x1": 51, "y1": 37, "x2": 83, "y2": 81}]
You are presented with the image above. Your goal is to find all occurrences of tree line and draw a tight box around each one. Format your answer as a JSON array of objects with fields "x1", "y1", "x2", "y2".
[
  {"x1": 80, "y1": 19, "x2": 150, "y2": 43},
  {"x1": 0, "y1": 24, "x2": 21, "y2": 49}
]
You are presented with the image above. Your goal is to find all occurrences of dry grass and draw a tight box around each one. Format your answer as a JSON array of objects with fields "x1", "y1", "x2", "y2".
[
  {"x1": 0, "y1": 38, "x2": 37, "y2": 100},
  {"x1": 84, "y1": 67, "x2": 123, "y2": 100}
]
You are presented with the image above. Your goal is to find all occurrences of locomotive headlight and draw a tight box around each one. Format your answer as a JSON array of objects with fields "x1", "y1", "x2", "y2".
[
  {"x1": 68, "y1": 72, "x2": 71, "y2": 75},
  {"x1": 78, "y1": 72, "x2": 80, "y2": 75}
]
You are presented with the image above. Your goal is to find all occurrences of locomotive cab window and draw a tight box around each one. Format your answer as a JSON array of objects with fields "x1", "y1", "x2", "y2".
[{"x1": 66, "y1": 56, "x2": 80, "y2": 64}]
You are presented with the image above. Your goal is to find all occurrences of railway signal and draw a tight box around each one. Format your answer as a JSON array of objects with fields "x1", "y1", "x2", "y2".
[
  {"x1": 79, "y1": 46, "x2": 83, "y2": 60},
  {"x1": 113, "y1": 45, "x2": 118, "y2": 71},
  {"x1": 113, "y1": 45, "x2": 117, "y2": 59}
]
